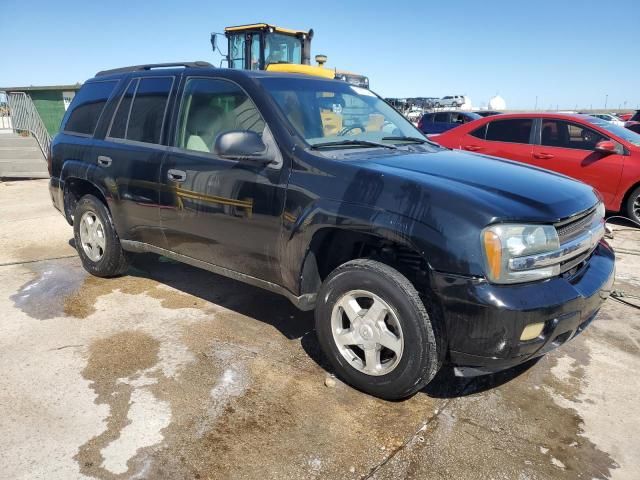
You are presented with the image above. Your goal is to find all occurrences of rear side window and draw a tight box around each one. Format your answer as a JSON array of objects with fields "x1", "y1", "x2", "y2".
[
  {"x1": 485, "y1": 119, "x2": 532, "y2": 144},
  {"x1": 63, "y1": 81, "x2": 117, "y2": 135},
  {"x1": 108, "y1": 76, "x2": 173, "y2": 145},
  {"x1": 434, "y1": 113, "x2": 449, "y2": 123}
]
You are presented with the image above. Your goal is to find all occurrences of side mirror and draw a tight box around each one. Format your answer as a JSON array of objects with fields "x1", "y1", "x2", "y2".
[
  {"x1": 210, "y1": 33, "x2": 217, "y2": 53},
  {"x1": 214, "y1": 130, "x2": 272, "y2": 163},
  {"x1": 595, "y1": 140, "x2": 617, "y2": 154}
]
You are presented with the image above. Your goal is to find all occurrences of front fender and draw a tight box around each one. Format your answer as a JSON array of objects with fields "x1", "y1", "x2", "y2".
[{"x1": 279, "y1": 198, "x2": 474, "y2": 295}]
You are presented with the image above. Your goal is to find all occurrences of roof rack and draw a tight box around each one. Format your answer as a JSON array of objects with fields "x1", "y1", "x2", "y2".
[{"x1": 95, "y1": 61, "x2": 213, "y2": 77}]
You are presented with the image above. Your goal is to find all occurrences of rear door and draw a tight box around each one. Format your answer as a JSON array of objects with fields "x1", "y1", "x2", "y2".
[
  {"x1": 158, "y1": 76, "x2": 286, "y2": 284},
  {"x1": 432, "y1": 112, "x2": 452, "y2": 133},
  {"x1": 92, "y1": 75, "x2": 176, "y2": 247},
  {"x1": 459, "y1": 117, "x2": 534, "y2": 161},
  {"x1": 531, "y1": 119, "x2": 624, "y2": 205}
]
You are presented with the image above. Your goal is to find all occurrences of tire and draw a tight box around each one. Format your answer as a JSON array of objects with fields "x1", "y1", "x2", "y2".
[
  {"x1": 315, "y1": 259, "x2": 441, "y2": 400},
  {"x1": 73, "y1": 194, "x2": 129, "y2": 277},
  {"x1": 625, "y1": 186, "x2": 640, "y2": 225}
]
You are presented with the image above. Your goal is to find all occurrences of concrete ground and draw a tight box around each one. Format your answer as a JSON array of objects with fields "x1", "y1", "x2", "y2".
[{"x1": 1, "y1": 179, "x2": 639, "y2": 480}]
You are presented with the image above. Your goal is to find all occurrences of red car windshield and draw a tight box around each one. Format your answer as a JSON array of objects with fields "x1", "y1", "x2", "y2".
[{"x1": 585, "y1": 117, "x2": 640, "y2": 147}]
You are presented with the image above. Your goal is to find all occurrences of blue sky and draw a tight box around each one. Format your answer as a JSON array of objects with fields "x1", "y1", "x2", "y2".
[{"x1": 1, "y1": 0, "x2": 638, "y2": 109}]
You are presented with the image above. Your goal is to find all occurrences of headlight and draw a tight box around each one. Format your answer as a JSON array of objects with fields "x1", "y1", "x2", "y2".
[
  {"x1": 596, "y1": 201, "x2": 605, "y2": 221},
  {"x1": 482, "y1": 224, "x2": 560, "y2": 284}
]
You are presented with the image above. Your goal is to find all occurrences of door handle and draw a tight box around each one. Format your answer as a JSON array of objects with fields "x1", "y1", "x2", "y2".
[
  {"x1": 464, "y1": 145, "x2": 483, "y2": 151},
  {"x1": 97, "y1": 155, "x2": 112, "y2": 167},
  {"x1": 533, "y1": 153, "x2": 554, "y2": 159},
  {"x1": 167, "y1": 169, "x2": 187, "y2": 182}
]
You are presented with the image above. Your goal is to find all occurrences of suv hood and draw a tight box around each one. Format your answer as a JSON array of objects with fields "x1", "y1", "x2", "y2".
[{"x1": 352, "y1": 149, "x2": 598, "y2": 223}]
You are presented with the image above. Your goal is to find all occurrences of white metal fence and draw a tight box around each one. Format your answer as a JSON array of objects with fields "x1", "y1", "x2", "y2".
[{"x1": 0, "y1": 91, "x2": 51, "y2": 157}]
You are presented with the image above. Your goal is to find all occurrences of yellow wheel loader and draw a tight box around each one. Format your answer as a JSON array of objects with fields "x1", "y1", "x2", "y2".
[{"x1": 211, "y1": 23, "x2": 369, "y2": 88}]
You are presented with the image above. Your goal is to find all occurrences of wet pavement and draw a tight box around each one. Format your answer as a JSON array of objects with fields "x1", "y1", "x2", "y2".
[{"x1": 1, "y1": 179, "x2": 639, "y2": 480}]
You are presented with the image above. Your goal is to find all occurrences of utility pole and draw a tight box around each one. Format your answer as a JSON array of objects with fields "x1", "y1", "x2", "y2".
[
  {"x1": 534, "y1": 96, "x2": 538, "y2": 110},
  {"x1": 604, "y1": 94, "x2": 608, "y2": 109}
]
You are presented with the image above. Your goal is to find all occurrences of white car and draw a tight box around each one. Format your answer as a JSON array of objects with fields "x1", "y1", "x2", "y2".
[
  {"x1": 436, "y1": 95, "x2": 465, "y2": 108},
  {"x1": 590, "y1": 113, "x2": 625, "y2": 127}
]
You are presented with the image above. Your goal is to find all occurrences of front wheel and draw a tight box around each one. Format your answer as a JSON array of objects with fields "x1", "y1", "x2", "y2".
[
  {"x1": 626, "y1": 186, "x2": 640, "y2": 225},
  {"x1": 315, "y1": 259, "x2": 441, "y2": 400}
]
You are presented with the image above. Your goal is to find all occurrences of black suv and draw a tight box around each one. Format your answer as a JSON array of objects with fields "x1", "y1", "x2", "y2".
[{"x1": 49, "y1": 62, "x2": 614, "y2": 399}]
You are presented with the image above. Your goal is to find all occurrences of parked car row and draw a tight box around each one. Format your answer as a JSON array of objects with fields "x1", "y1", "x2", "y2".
[
  {"x1": 433, "y1": 113, "x2": 640, "y2": 223},
  {"x1": 625, "y1": 110, "x2": 640, "y2": 134}
]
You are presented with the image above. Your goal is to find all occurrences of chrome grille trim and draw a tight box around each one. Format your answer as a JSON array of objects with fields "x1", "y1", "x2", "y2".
[{"x1": 556, "y1": 206, "x2": 598, "y2": 244}]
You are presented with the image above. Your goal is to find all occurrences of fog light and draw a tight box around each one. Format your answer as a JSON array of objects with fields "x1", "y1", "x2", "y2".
[{"x1": 520, "y1": 322, "x2": 545, "y2": 341}]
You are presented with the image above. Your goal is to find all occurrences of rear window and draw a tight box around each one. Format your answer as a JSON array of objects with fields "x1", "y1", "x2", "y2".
[
  {"x1": 108, "y1": 77, "x2": 173, "y2": 145},
  {"x1": 63, "y1": 81, "x2": 118, "y2": 135},
  {"x1": 485, "y1": 119, "x2": 532, "y2": 144}
]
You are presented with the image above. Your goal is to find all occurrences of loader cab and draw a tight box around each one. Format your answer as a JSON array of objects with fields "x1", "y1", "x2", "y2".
[
  {"x1": 222, "y1": 23, "x2": 313, "y2": 71},
  {"x1": 212, "y1": 23, "x2": 369, "y2": 87}
]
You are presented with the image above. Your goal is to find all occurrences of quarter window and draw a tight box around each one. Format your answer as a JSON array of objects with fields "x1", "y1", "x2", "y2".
[
  {"x1": 176, "y1": 78, "x2": 265, "y2": 153},
  {"x1": 63, "y1": 81, "x2": 117, "y2": 135},
  {"x1": 485, "y1": 119, "x2": 532, "y2": 144},
  {"x1": 540, "y1": 120, "x2": 606, "y2": 151},
  {"x1": 470, "y1": 124, "x2": 487, "y2": 139},
  {"x1": 108, "y1": 77, "x2": 173, "y2": 144}
]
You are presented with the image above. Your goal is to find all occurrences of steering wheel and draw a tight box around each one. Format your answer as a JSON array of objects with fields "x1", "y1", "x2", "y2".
[{"x1": 338, "y1": 124, "x2": 365, "y2": 136}]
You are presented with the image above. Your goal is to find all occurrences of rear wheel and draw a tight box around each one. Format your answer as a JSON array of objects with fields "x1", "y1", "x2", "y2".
[
  {"x1": 626, "y1": 186, "x2": 640, "y2": 225},
  {"x1": 73, "y1": 195, "x2": 129, "y2": 277},
  {"x1": 315, "y1": 259, "x2": 441, "y2": 400}
]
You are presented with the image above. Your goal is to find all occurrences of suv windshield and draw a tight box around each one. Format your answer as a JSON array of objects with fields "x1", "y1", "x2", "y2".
[
  {"x1": 259, "y1": 76, "x2": 429, "y2": 147},
  {"x1": 584, "y1": 116, "x2": 640, "y2": 146}
]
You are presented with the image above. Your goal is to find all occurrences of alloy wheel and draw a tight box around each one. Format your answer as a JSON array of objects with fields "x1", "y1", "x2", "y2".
[{"x1": 330, "y1": 289, "x2": 404, "y2": 376}]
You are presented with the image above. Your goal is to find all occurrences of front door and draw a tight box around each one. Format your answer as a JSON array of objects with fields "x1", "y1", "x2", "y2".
[
  {"x1": 159, "y1": 77, "x2": 287, "y2": 284},
  {"x1": 531, "y1": 119, "x2": 624, "y2": 206}
]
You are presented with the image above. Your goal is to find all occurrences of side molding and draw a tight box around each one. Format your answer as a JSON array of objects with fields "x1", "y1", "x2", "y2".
[{"x1": 121, "y1": 240, "x2": 316, "y2": 311}]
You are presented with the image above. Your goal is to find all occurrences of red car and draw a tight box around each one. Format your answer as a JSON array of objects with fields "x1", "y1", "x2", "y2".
[{"x1": 435, "y1": 113, "x2": 640, "y2": 223}]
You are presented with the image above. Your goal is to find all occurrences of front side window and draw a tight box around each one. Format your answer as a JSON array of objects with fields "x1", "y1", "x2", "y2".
[
  {"x1": 485, "y1": 119, "x2": 532, "y2": 144},
  {"x1": 259, "y1": 77, "x2": 425, "y2": 146},
  {"x1": 541, "y1": 120, "x2": 606, "y2": 150},
  {"x1": 176, "y1": 78, "x2": 265, "y2": 153},
  {"x1": 63, "y1": 80, "x2": 117, "y2": 135},
  {"x1": 108, "y1": 76, "x2": 173, "y2": 144}
]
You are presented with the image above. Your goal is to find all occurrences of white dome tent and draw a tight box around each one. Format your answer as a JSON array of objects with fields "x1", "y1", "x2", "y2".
[{"x1": 488, "y1": 95, "x2": 506, "y2": 111}]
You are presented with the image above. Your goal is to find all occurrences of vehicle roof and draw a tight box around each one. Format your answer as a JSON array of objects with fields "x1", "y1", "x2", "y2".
[
  {"x1": 473, "y1": 112, "x2": 598, "y2": 121},
  {"x1": 90, "y1": 65, "x2": 327, "y2": 83}
]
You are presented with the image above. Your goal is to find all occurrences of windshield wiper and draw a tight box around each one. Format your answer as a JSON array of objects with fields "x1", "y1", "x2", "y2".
[
  {"x1": 381, "y1": 136, "x2": 428, "y2": 143},
  {"x1": 311, "y1": 140, "x2": 397, "y2": 150},
  {"x1": 382, "y1": 135, "x2": 441, "y2": 147}
]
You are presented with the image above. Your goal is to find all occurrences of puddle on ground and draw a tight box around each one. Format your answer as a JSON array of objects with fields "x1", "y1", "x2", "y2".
[
  {"x1": 10, "y1": 259, "x2": 88, "y2": 320},
  {"x1": 11, "y1": 256, "x2": 211, "y2": 320}
]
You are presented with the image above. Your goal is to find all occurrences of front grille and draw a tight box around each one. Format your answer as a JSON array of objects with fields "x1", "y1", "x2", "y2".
[
  {"x1": 555, "y1": 206, "x2": 599, "y2": 274},
  {"x1": 556, "y1": 206, "x2": 597, "y2": 244}
]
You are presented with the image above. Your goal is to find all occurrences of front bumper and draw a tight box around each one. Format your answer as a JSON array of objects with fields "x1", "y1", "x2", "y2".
[{"x1": 433, "y1": 241, "x2": 615, "y2": 376}]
